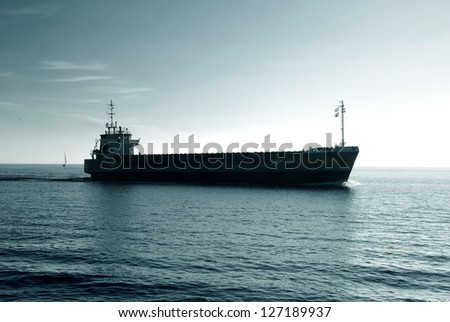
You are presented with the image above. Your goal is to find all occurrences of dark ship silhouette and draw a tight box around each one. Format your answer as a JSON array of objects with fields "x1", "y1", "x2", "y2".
[{"x1": 84, "y1": 100, "x2": 358, "y2": 184}]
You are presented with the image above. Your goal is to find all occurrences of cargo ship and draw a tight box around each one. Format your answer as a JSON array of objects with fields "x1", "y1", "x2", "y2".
[{"x1": 84, "y1": 101, "x2": 359, "y2": 184}]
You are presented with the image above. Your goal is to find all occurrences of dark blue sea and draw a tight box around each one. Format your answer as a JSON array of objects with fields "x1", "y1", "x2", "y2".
[{"x1": 0, "y1": 165, "x2": 449, "y2": 301}]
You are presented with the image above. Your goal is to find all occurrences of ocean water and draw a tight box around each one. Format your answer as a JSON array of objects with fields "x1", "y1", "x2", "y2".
[{"x1": 0, "y1": 164, "x2": 449, "y2": 302}]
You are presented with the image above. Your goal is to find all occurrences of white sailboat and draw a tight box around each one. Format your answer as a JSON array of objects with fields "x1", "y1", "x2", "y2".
[{"x1": 63, "y1": 152, "x2": 67, "y2": 167}]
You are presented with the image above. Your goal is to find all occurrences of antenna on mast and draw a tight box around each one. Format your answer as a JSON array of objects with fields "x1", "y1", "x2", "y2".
[
  {"x1": 334, "y1": 100, "x2": 346, "y2": 146},
  {"x1": 107, "y1": 99, "x2": 115, "y2": 126}
]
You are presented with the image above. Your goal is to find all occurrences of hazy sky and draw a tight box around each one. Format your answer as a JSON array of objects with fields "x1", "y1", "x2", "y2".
[{"x1": 1, "y1": 0, "x2": 449, "y2": 166}]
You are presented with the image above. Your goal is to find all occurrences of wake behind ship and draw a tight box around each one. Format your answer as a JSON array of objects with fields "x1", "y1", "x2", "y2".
[{"x1": 84, "y1": 101, "x2": 359, "y2": 184}]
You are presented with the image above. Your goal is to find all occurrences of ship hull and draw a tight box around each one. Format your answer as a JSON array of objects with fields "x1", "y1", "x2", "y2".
[{"x1": 84, "y1": 147, "x2": 359, "y2": 185}]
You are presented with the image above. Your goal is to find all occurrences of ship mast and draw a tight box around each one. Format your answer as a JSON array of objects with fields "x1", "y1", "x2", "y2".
[
  {"x1": 335, "y1": 100, "x2": 346, "y2": 146},
  {"x1": 106, "y1": 99, "x2": 116, "y2": 134}
]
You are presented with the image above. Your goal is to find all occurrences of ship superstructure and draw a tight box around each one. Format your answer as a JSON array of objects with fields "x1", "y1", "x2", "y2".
[{"x1": 90, "y1": 100, "x2": 140, "y2": 161}]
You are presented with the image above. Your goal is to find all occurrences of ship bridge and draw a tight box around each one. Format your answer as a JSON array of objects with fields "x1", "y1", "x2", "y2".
[{"x1": 91, "y1": 100, "x2": 140, "y2": 159}]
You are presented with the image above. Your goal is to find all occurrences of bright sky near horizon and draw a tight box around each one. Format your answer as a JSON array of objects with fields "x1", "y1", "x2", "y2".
[{"x1": 1, "y1": 0, "x2": 449, "y2": 166}]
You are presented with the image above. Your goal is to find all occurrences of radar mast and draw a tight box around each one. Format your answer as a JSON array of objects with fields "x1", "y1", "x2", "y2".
[
  {"x1": 335, "y1": 100, "x2": 346, "y2": 146},
  {"x1": 106, "y1": 99, "x2": 117, "y2": 134}
]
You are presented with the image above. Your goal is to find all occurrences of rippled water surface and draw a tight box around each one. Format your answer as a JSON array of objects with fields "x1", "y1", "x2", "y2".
[{"x1": 1, "y1": 165, "x2": 449, "y2": 301}]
